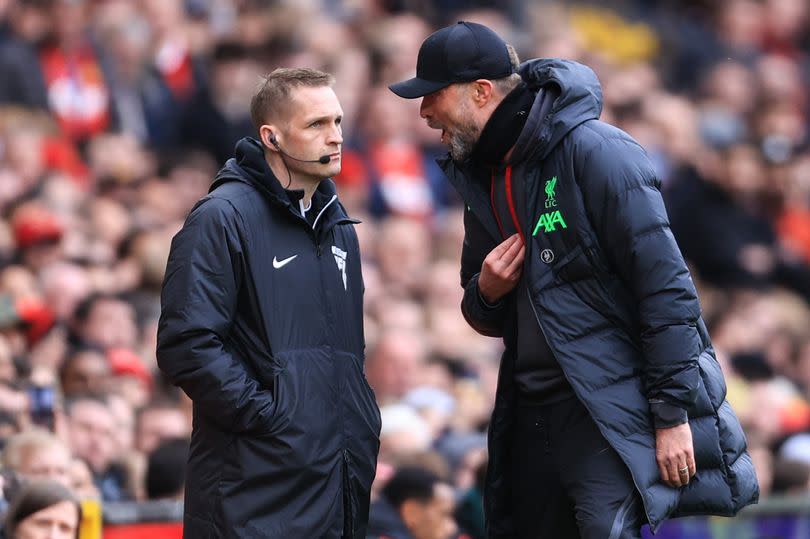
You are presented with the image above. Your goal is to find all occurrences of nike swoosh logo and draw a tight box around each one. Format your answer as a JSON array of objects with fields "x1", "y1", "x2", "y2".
[{"x1": 272, "y1": 255, "x2": 297, "y2": 269}]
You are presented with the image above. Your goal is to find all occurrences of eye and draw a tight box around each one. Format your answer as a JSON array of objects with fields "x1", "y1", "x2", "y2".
[{"x1": 309, "y1": 121, "x2": 322, "y2": 128}]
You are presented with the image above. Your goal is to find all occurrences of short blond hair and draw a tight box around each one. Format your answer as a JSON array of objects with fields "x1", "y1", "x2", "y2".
[
  {"x1": 2, "y1": 429, "x2": 69, "y2": 471},
  {"x1": 250, "y1": 68, "x2": 335, "y2": 130}
]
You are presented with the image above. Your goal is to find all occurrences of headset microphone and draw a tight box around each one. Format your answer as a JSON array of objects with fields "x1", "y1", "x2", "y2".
[{"x1": 270, "y1": 135, "x2": 331, "y2": 164}]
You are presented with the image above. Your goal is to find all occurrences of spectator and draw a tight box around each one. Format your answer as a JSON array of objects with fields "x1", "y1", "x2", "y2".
[
  {"x1": 366, "y1": 328, "x2": 429, "y2": 404},
  {"x1": 95, "y1": 4, "x2": 183, "y2": 148},
  {"x1": 771, "y1": 458, "x2": 810, "y2": 495},
  {"x1": 0, "y1": 2, "x2": 50, "y2": 109},
  {"x1": 58, "y1": 347, "x2": 110, "y2": 398},
  {"x1": 106, "y1": 347, "x2": 151, "y2": 409},
  {"x1": 3, "y1": 479, "x2": 81, "y2": 539},
  {"x1": 135, "y1": 401, "x2": 190, "y2": 455},
  {"x1": 454, "y1": 457, "x2": 487, "y2": 539},
  {"x1": 372, "y1": 217, "x2": 432, "y2": 298},
  {"x1": 378, "y1": 404, "x2": 432, "y2": 459},
  {"x1": 0, "y1": 336, "x2": 17, "y2": 385},
  {"x1": 1, "y1": 430, "x2": 72, "y2": 488},
  {"x1": 0, "y1": 294, "x2": 56, "y2": 362},
  {"x1": 68, "y1": 294, "x2": 138, "y2": 351},
  {"x1": 37, "y1": 0, "x2": 114, "y2": 143},
  {"x1": 367, "y1": 466, "x2": 457, "y2": 539},
  {"x1": 105, "y1": 393, "x2": 135, "y2": 455},
  {"x1": 64, "y1": 395, "x2": 129, "y2": 502},
  {"x1": 10, "y1": 204, "x2": 64, "y2": 272},
  {"x1": 145, "y1": 438, "x2": 188, "y2": 500},
  {"x1": 37, "y1": 263, "x2": 91, "y2": 323},
  {"x1": 433, "y1": 431, "x2": 487, "y2": 492},
  {"x1": 67, "y1": 458, "x2": 99, "y2": 501},
  {"x1": 178, "y1": 41, "x2": 257, "y2": 165}
]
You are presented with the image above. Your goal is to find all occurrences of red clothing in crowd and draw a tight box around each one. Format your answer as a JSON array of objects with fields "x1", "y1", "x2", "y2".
[{"x1": 39, "y1": 43, "x2": 110, "y2": 142}]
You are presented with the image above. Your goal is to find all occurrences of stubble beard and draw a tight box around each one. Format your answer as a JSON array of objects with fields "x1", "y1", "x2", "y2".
[
  {"x1": 447, "y1": 118, "x2": 481, "y2": 162},
  {"x1": 426, "y1": 94, "x2": 482, "y2": 162}
]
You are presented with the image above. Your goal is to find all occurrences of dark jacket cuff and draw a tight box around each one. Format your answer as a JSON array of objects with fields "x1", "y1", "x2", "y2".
[
  {"x1": 477, "y1": 283, "x2": 503, "y2": 310},
  {"x1": 461, "y1": 273, "x2": 508, "y2": 337},
  {"x1": 650, "y1": 399, "x2": 688, "y2": 429}
]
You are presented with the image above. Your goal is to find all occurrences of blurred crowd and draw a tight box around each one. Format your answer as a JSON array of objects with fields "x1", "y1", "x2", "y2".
[{"x1": 0, "y1": 0, "x2": 809, "y2": 537}]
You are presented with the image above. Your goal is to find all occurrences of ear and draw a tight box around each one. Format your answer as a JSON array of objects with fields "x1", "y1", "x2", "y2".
[
  {"x1": 259, "y1": 125, "x2": 279, "y2": 150},
  {"x1": 470, "y1": 79, "x2": 495, "y2": 107},
  {"x1": 400, "y1": 500, "x2": 421, "y2": 530}
]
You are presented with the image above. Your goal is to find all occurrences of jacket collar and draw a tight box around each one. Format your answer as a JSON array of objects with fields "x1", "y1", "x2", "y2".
[
  {"x1": 469, "y1": 82, "x2": 534, "y2": 167},
  {"x1": 438, "y1": 156, "x2": 502, "y2": 242},
  {"x1": 511, "y1": 58, "x2": 603, "y2": 163},
  {"x1": 211, "y1": 137, "x2": 353, "y2": 229}
]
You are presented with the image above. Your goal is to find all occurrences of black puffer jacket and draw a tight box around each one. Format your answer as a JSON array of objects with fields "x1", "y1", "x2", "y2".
[
  {"x1": 157, "y1": 138, "x2": 381, "y2": 538},
  {"x1": 441, "y1": 60, "x2": 758, "y2": 536}
]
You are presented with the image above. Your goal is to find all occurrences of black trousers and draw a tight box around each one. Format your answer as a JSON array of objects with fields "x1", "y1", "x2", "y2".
[{"x1": 510, "y1": 396, "x2": 644, "y2": 539}]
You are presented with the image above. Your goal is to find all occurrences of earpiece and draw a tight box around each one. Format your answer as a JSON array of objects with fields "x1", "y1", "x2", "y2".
[{"x1": 266, "y1": 132, "x2": 332, "y2": 164}]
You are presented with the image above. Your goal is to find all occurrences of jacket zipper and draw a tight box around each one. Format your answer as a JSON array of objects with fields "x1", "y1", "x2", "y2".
[
  {"x1": 525, "y1": 288, "x2": 652, "y2": 525},
  {"x1": 342, "y1": 449, "x2": 355, "y2": 537},
  {"x1": 490, "y1": 166, "x2": 523, "y2": 242},
  {"x1": 307, "y1": 192, "x2": 355, "y2": 536},
  {"x1": 312, "y1": 194, "x2": 337, "y2": 230},
  {"x1": 503, "y1": 166, "x2": 524, "y2": 243},
  {"x1": 517, "y1": 166, "x2": 653, "y2": 523},
  {"x1": 490, "y1": 170, "x2": 506, "y2": 238},
  {"x1": 311, "y1": 194, "x2": 336, "y2": 257},
  {"x1": 314, "y1": 217, "x2": 358, "y2": 258}
]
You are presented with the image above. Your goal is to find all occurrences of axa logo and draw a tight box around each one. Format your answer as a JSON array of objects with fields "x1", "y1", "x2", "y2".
[{"x1": 532, "y1": 210, "x2": 568, "y2": 235}]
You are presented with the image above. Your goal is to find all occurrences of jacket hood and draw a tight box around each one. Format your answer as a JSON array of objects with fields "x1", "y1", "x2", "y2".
[
  {"x1": 211, "y1": 137, "x2": 341, "y2": 213},
  {"x1": 511, "y1": 58, "x2": 603, "y2": 162},
  {"x1": 438, "y1": 58, "x2": 602, "y2": 178}
]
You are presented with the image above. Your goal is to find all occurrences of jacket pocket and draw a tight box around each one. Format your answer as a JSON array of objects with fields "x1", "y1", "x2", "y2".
[
  {"x1": 360, "y1": 374, "x2": 381, "y2": 437},
  {"x1": 254, "y1": 356, "x2": 290, "y2": 438},
  {"x1": 551, "y1": 244, "x2": 593, "y2": 283},
  {"x1": 347, "y1": 353, "x2": 381, "y2": 438},
  {"x1": 583, "y1": 244, "x2": 642, "y2": 348}
]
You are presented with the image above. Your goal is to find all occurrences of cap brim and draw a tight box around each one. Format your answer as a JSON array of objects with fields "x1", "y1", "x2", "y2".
[{"x1": 389, "y1": 77, "x2": 451, "y2": 99}]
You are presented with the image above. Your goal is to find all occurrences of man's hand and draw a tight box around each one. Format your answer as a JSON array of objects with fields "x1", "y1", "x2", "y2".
[
  {"x1": 478, "y1": 234, "x2": 525, "y2": 304},
  {"x1": 655, "y1": 422, "x2": 696, "y2": 488}
]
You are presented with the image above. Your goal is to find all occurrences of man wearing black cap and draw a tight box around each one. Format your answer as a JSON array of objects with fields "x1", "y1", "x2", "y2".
[{"x1": 391, "y1": 21, "x2": 758, "y2": 539}]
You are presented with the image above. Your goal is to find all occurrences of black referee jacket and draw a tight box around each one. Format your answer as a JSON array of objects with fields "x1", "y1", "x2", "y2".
[{"x1": 157, "y1": 138, "x2": 380, "y2": 538}]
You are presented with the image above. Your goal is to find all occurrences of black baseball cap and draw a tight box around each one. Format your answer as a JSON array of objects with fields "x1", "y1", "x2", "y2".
[{"x1": 389, "y1": 21, "x2": 514, "y2": 99}]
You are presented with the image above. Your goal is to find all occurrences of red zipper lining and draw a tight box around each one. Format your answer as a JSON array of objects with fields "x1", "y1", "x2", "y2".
[
  {"x1": 490, "y1": 166, "x2": 523, "y2": 241},
  {"x1": 504, "y1": 166, "x2": 524, "y2": 243}
]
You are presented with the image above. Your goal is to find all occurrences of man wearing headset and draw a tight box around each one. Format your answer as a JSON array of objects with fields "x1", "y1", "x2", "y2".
[{"x1": 158, "y1": 68, "x2": 380, "y2": 538}]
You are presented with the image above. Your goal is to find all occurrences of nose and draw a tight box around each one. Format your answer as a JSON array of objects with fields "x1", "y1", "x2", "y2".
[
  {"x1": 419, "y1": 95, "x2": 433, "y2": 119},
  {"x1": 445, "y1": 519, "x2": 458, "y2": 539},
  {"x1": 327, "y1": 123, "x2": 343, "y2": 146}
]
